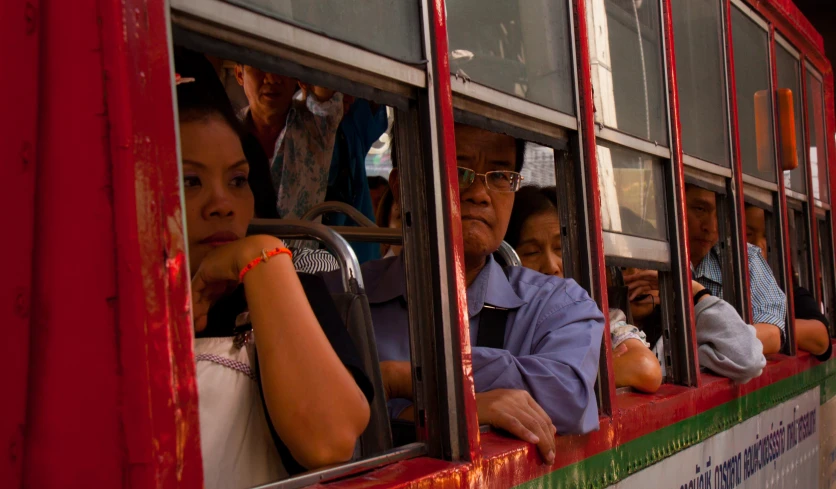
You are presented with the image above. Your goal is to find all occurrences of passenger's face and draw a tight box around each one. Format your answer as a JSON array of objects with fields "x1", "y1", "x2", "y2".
[
  {"x1": 516, "y1": 211, "x2": 564, "y2": 277},
  {"x1": 745, "y1": 206, "x2": 768, "y2": 259},
  {"x1": 180, "y1": 115, "x2": 255, "y2": 274},
  {"x1": 685, "y1": 186, "x2": 719, "y2": 266},
  {"x1": 235, "y1": 65, "x2": 297, "y2": 119},
  {"x1": 455, "y1": 125, "x2": 517, "y2": 261}
]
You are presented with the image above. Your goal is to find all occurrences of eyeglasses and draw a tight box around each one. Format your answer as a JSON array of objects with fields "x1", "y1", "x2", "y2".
[{"x1": 457, "y1": 166, "x2": 523, "y2": 193}]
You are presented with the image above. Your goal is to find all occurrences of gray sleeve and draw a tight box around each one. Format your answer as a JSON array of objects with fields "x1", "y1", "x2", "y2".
[{"x1": 695, "y1": 296, "x2": 766, "y2": 384}]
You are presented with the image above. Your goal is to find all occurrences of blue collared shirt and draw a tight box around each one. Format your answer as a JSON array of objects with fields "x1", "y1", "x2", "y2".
[
  {"x1": 323, "y1": 255, "x2": 605, "y2": 435},
  {"x1": 693, "y1": 243, "x2": 787, "y2": 333}
]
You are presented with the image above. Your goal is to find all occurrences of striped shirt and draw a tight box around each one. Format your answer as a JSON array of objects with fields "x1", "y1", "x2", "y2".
[{"x1": 692, "y1": 243, "x2": 787, "y2": 334}]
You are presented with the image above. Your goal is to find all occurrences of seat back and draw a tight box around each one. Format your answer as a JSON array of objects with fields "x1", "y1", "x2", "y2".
[
  {"x1": 494, "y1": 240, "x2": 522, "y2": 267},
  {"x1": 248, "y1": 219, "x2": 393, "y2": 457}
]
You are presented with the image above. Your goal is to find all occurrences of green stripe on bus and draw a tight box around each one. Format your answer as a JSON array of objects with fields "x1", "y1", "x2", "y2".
[{"x1": 516, "y1": 359, "x2": 836, "y2": 489}]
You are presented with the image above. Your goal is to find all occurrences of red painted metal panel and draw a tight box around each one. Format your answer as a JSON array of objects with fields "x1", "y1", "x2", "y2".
[
  {"x1": 21, "y1": 0, "x2": 124, "y2": 487},
  {"x1": 321, "y1": 353, "x2": 824, "y2": 489},
  {"x1": 429, "y1": 0, "x2": 482, "y2": 461},
  {"x1": 724, "y1": 0, "x2": 755, "y2": 323},
  {"x1": 97, "y1": 0, "x2": 203, "y2": 487},
  {"x1": 571, "y1": 0, "x2": 617, "y2": 415},
  {"x1": 1, "y1": 0, "x2": 39, "y2": 487},
  {"x1": 742, "y1": 0, "x2": 828, "y2": 74},
  {"x1": 660, "y1": 0, "x2": 701, "y2": 383}
]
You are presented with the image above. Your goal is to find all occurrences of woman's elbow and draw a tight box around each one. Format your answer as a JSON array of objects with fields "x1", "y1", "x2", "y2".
[
  {"x1": 614, "y1": 353, "x2": 662, "y2": 393},
  {"x1": 293, "y1": 429, "x2": 360, "y2": 469},
  {"x1": 289, "y1": 396, "x2": 370, "y2": 469},
  {"x1": 632, "y1": 355, "x2": 663, "y2": 393}
]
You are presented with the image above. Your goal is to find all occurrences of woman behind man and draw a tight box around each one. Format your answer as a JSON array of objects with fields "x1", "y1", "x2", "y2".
[
  {"x1": 176, "y1": 49, "x2": 372, "y2": 488},
  {"x1": 506, "y1": 186, "x2": 765, "y2": 389}
]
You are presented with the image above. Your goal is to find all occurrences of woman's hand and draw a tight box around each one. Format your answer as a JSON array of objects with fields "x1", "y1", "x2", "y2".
[
  {"x1": 191, "y1": 235, "x2": 284, "y2": 331},
  {"x1": 623, "y1": 269, "x2": 660, "y2": 301}
]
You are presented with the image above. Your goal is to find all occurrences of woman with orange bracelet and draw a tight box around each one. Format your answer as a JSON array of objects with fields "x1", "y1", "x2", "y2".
[{"x1": 176, "y1": 49, "x2": 371, "y2": 489}]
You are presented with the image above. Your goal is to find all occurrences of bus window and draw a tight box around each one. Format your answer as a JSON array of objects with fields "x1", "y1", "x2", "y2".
[
  {"x1": 671, "y1": 0, "x2": 730, "y2": 167},
  {"x1": 218, "y1": 0, "x2": 422, "y2": 63},
  {"x1": 587, "y1": 0, "x2": 667, "y2": 145},
  {"x1": 776, "y1": 40, "x2": 807, "y2": 196},
  {"x1": 446, "y1": 0, "x2": 574, "y2": 115},
  {"x1": 731, "y1": 5, "x2": 776, "y2": 184},
  {"x1": 818, "y1": 212, "x2": 836, "y2": 332},
  {"x1": 743, "y1": 198, "x2": 782, "y2": 286},
  {"x1": 597, "y1": 141, "x2": 666, "y2": 242},
  {"x1": 806, "y1": 69, "x2": 830, "y2": 204},
  {"x1": 787, "y1": 202, "x2": 812, "y2": 291}
]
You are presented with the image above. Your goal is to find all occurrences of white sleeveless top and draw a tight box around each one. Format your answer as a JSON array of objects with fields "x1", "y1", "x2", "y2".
[{"x1": 195, "y1": 336, "x2": 288, "y2": 489}]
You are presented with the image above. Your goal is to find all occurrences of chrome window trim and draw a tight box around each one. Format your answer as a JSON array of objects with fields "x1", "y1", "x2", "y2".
[
  {"x1": 785, "y1": 189, "x2": 808, "y2": 203},
  {"x1": 595, "y1": 126, "x2": 672, "y2": 159},
  {"x1": 169, "y1": 0, "x2": 427, "y2": 93},
  {"x1": 730, "y1": 0, "x2": 769, "y2": 32},
  {"x1": 741, "y1": 173, "x2": 779, "y2": 192},
  {"x1": 602, "y1": 232, "x2": 671, "y2": 266},
  {"x1": 775, "y1": 34, "x2": 801, "y2": 60},
  {"x1": 742, "y1": 183, "x2": 773, "y2": 208},
  {"x1": 450, "y1": 77, "x2": 578, "y2": 132},
  {"x1": 683, "y1": 154, "x2": 733, "y2": 178},
  {"x1": 256, "y1": 443, "x2": 428, "y2": 489}
]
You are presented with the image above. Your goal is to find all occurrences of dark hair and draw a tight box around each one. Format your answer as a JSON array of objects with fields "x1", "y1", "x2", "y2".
[
  {"x1": 505, "y1": 185, "x2": 558, "y2": 248},
  {"x1": 515, "y1": 139, "x2": 526, "y2": 173},
  {"x1": 174, "y1": 47, "x2": 279, "y2": 218},
  {"x1": 368, "y1": 176, "x2": 389, "y2": 191}
]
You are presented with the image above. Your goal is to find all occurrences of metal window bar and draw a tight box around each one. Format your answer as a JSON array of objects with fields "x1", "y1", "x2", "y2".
[
  {"x1": 301, "y1": 202, "x2": 378, "y2": 228},
  {"x1": 252, "y1": 443, "x2": 427, "y2": 489}
]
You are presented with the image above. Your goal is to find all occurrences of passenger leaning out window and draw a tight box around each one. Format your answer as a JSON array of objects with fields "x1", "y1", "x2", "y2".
[
  {"x1": 176, "y1": 50, "x2": 372, "y2": 489},
  {"x1": 506, "y1": 186, "x2": 661, "y2": 393}
]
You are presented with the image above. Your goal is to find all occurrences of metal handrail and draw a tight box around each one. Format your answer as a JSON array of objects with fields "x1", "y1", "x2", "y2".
[
  {"x1": 330, "y1": 226, "x2": 403, "y2": 244},
  {"x1": 301, "y1": 201, "x2": 378, "y2": 228},
  {"x1": 248, "y1": 219, "x2": 364, "y2": 294},
  {"x1": 252, "y1": 443, "x2": 427, "y2": 489}
]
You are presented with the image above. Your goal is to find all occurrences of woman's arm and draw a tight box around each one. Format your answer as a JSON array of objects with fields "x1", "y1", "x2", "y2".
[
  {"x1": 613, "y1": 339, "x2": 662, "y2": 393},
  {"x1": 240, "y1": 236, "x2": 370, "y2": 469},
  {"x1": 796, "y1": 319, "x2": 830, "y2": 355}
]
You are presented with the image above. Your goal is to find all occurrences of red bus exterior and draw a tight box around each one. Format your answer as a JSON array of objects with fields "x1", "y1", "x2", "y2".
[{"x1": 4, "y1": 0, "x2": 835, "y2": 488}]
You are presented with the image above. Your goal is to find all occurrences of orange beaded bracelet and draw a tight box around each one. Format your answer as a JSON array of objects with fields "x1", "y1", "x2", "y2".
[{"x1": 238, "y1": 247, "x2": 293, "y2": 283}]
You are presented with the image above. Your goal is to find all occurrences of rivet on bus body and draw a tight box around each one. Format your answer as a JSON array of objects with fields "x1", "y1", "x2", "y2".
[
  {"x1": 21, "y1": 141, "x2": 32, "y2": 172},
  {"x1": 24, "y1": 2, "x2": 37, "y2": 34}
]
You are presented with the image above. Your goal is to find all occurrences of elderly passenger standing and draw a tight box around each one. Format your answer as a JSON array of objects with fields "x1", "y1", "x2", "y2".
[
  {"x1": 324, "y1": 125, "x2": 605, "y2": 464},
  {"x1": 235, "y1": 64, "x2": 343, "y2": 218}
]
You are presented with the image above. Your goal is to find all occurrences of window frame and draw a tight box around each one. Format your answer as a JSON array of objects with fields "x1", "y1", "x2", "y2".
[{"x1": 168, "y1": 0, "x2": 475, "y2": 478}]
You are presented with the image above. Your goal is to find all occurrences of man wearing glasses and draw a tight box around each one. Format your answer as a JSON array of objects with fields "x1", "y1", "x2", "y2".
[{"x1": 324, "y1": 124, "x2": 604, "y2": 464}]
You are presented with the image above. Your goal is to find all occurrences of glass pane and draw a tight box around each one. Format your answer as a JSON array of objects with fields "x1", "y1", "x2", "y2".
[
  {"x1": 807, "y1": 71, "x2": 830, "y2": 203},
  {"x1": 224, "y1": 0, "x2": 423, "y2": 63},
  {"x1": 731, "y1": 7, "x2": 776, "y2": 182},
  {"x1": 588, "y1": 0, "x2": 667, "y2": 144},
  {"x1": 520, "y1": 143, "x2": 557, "y2": 187},
  {"x1": 819, "y1": 218, "x2": 835, "y2": 328},
  {"x1": 446, "y1": 0, "x2": 574, "y2": 114},
  {"x1": 597, "y1": 141, "x2": 667, "y2": 240},
  {"x1": 671, "y1": 0, "x2": 729, "y2": 166},
  {"x1": 776, "y1": 45, "x2": 807, "y2": 194},
  {"x1": 787, "y1": 207, "x2": 811, "y2": 290}
]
